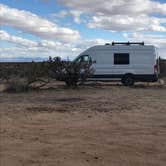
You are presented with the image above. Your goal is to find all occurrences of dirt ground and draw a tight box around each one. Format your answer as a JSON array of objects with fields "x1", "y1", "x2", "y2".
[{"x1": 0, "y1": 82, "x2": 166, "y2": 166}]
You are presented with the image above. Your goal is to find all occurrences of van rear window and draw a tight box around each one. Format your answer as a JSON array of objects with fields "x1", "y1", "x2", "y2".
[{"x1": 114, "y1": 53, "x2": 129, "y2": 65}]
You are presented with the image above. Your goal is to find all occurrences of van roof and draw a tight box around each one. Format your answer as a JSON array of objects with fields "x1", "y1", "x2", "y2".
[{"x1": 88, "y1": 44, "x2": 155, "y2": 51}]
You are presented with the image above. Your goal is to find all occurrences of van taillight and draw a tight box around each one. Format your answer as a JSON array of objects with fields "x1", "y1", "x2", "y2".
[{"x1": 154, "y1": 64, "x2": 158, "y2": 74}]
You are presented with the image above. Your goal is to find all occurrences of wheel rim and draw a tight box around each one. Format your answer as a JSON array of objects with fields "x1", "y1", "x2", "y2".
[{"x1": 125, "y1": 77, "x2": 133, "y2": 85}]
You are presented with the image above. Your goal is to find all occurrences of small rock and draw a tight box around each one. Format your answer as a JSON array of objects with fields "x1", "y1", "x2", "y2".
[{"x1": 94, "y1": 156, "x2": 99, "y2": 159}]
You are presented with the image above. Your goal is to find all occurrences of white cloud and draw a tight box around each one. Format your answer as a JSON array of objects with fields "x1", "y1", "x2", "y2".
[
  {"x1": 69, "y1": 10, "x2": 82, "y2": 24},
  {"x1": 123, "y1": 32, "x2": 166, "y2": 48},
  {"x1": 123, "y1": 32, "x2": 166, "y2": 58},
  {"x1": 0, "y1": 47, "x2": 54, "y2": 61},
  {"x1": 75, "y1": 38, "x2": 110, "y2": 49},
  {"x1": 0, "y1": 30, "x2": 81, "y2": 60},
  {"x1": 0, "y1": 30, "x2": 37, "y2": 47},
  {"x1": 58, "y1": 0, "x2": 166, "y2": 32},
  {"x1": 0, "y1": 30, "x2": 75, "y2": 51},
  {"x1": 52, "y1": 10, "x2": 82, "y2": 24},
  {"x1": 88, "y1": 15, "x2": 166, "y2": 32},
  {"x1": 58, "y1": 0, "x2": 166, "y2": 16},
  {"x1": 0, "y1": 45, "x2": 77, "y2": 61},
  {"x1": 0, "y1": 30, "x2": 111, "y2": 60},
  {"x1": 0, "y1": 4, "x2": 80, "y2": 42},
  {"x1": 53, "y1": 10, "x2": 68, "y2": 17}
]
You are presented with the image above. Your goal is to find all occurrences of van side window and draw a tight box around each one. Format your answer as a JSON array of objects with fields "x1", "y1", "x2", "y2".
[{"x1": 114, "y1": 53, "x2": 129, "y2": 65}]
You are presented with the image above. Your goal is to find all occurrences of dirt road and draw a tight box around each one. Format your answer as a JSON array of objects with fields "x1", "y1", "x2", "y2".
[{"x1": 0, "y1": 84, "x2": 166, "y2": 166}]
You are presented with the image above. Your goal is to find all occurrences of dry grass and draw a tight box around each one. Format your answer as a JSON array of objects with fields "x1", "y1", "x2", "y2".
[{"x1": 0, "y1": 82, "x2": 166, "y2": 166}]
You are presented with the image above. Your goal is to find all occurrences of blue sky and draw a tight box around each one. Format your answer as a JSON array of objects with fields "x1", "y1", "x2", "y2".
[{"x1": 0, "y1": 0, "x2": 166, "y2": 61}]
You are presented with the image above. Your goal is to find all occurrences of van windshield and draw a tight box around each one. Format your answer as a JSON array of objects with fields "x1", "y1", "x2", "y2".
[{"x1": 73, "y1": 55, "x2": 90, "y2": 63}]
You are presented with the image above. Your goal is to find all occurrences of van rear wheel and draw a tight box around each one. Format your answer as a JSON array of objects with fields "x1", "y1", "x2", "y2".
[{"x1": 122, "y1": 75, "x2": 134, "y2": 86}]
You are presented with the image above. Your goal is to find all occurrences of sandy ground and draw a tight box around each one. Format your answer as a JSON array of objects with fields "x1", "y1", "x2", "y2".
[{"x1": 0, "y1": 83, "x2": 166, "y2": 166}]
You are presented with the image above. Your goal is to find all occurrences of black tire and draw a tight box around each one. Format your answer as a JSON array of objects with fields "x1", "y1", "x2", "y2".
[{"x1": 122, "y1": 75, "x2": 134, "y2": 86}]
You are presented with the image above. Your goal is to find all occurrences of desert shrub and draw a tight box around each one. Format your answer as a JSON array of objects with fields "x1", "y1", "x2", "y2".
[
  {"x1": 48, "y1": 56, "x2": 94, "y2": 86},
  {"x1": 1, "y1": 61, "x2": 50, "y2": 92},
  {"x1": 22, "y1": 61, "x2": 49, "y2": 87},
  {"x1": 0, "y1": 65, "x2": 18, "y2": 82}
]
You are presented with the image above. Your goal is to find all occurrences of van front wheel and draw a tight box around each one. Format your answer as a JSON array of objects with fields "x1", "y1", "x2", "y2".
[{"x1": 122, "y1": 75, "x2": 134, "y2": 86}]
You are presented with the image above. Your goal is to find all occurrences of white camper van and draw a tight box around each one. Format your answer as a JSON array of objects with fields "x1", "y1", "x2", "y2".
[{"x1": 74, "y1": 42, "x2": 158, "y2": 86}]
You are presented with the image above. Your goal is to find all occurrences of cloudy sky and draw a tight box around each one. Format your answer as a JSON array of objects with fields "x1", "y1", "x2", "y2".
[{"x1": 0, "y1": 0, "x2": 166, "y2": 61}]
